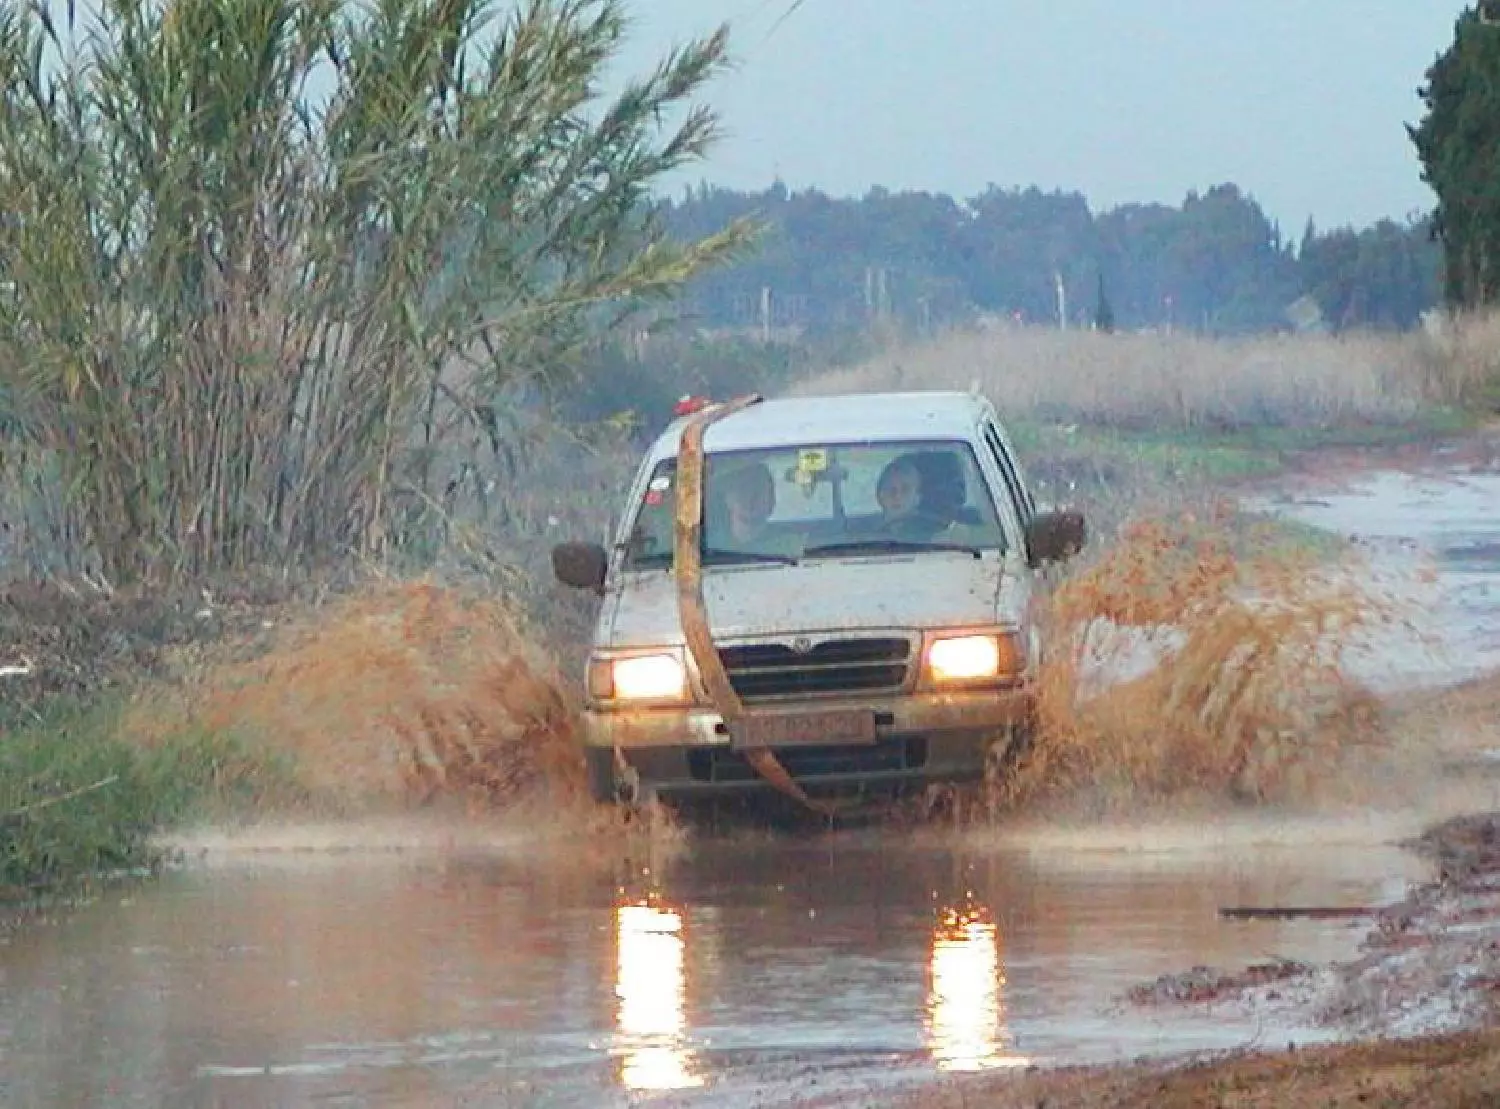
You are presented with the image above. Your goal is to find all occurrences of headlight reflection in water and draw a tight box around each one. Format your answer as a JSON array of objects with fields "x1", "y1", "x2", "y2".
[
  {"x1": 613, "y1": 899, "x2": 703, "y2": 1091},
  {"x1": 927, "y1": 901, "x2": 1030, "y2": 1071}
]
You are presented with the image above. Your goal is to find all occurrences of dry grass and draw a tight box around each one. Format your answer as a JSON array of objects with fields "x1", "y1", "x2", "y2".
[
  {"x1": 1412, "y1": 308, "x2": 1500, "y2": 411},
  {"x1": 786, "y1": 314, "x2": 1500, "y2": 431},
  {"x1": 789, "y1": 323, "x2": 1430, "y2": 429},
  {"x1": 989, "y1": 506, "x2": 1406, "y2": 817}
]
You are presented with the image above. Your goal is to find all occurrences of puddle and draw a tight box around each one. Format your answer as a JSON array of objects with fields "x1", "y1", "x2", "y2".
[
  {"x1": 1249, "y1": 469, "x2": 1500, "y2": 690},
  {"x1": 0, "y1": 832, "x2": 1430, "y2": 1108}
]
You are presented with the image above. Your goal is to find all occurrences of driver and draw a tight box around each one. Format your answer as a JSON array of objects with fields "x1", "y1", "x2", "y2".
[
  {"x1": 716, "y1": 461, "x2": 777, "y2": 545},
  {"x1": 876, "y1": 457, "x2": 923, "y2": 523}
]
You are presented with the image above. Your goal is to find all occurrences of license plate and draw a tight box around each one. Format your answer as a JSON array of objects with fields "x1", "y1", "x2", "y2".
[{"x1": 729, "y1": 707, "x2": 878, "y2": 749}]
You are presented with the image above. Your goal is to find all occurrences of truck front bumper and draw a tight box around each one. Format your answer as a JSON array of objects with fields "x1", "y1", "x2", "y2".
[{"x1": 581, "y1": 686, "x2": 1033, "y2": 798}]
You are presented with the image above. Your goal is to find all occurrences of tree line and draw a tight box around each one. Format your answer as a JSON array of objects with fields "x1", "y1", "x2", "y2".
[
  {"x1": 652, "y1": 181, "x2": 1442, "y2": 340},
  {"x1": 646, "y1": 0, "x2": 1500, "y2": 345}
]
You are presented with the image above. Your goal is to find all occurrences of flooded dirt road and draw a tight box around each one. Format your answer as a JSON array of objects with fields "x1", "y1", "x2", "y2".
[
  {"x1": 2, "y1": 457, "x2": 1498, "y2": 1109},
  {"x1": 0, "y1": 825, "x2": 1432, "y2": 1108}
]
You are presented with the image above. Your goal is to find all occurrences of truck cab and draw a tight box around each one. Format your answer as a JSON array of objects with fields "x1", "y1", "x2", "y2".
[{"x1": 551, "y1": 390, "x2": 1085, "y2": 809}]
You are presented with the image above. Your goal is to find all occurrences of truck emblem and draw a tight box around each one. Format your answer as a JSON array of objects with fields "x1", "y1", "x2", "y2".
[{"x1": 791, "y1": 636, "x2": 814, "y2": 655}]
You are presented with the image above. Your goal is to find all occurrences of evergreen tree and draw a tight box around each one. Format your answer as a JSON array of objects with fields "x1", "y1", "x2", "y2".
[
  {"x1": 1094, "y1": 271, "x2": 1116, "y2": 332},
  {"x1": 1409, "y1": 5, "x2": 1500, "y2": 308}
]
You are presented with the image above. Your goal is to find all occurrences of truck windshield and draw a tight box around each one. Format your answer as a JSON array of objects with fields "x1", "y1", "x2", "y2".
[{"x1": 621, "y1": 440, "x2": 1009, "y2": 569}]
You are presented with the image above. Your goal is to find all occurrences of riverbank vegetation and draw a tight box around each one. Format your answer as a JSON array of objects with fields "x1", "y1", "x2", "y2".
[{"x1": 0, "y1": 695, "x2": 295, "y2": 895}]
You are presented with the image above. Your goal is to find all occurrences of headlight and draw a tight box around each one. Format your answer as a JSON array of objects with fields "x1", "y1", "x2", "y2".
[
  {"x1": 590, "y1": 652, "x2": 688, "y2": 702},
  {"x1": 925, "y1": 634, "x2": 1018, "y2": 683}
]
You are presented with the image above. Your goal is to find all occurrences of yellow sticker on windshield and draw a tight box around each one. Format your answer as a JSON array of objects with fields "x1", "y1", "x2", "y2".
[
  {"x1": 793, "y1": 448, "x2": 828, "y2": 494},
  {"x1": 796, "y1": 449, "x2": 829, "y2": 476}
]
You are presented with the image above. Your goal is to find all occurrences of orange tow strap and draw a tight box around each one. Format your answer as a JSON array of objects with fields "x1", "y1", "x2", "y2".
[{"x1": 672, "y1": 396, "x2": 840, "y2": 818}]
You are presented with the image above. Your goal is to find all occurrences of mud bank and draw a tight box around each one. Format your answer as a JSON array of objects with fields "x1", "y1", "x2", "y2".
[
  {"x1": 864, "y1": 1028, "x2": 1500, "y2": 1109},
  {"x1": 1124, "y1": 810, "x2": 1500, "y2": 1038}
]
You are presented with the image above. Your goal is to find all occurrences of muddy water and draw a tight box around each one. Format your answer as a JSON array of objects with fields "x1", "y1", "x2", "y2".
[
  {"x1": 2, "y1": 462, "x2": 1497, "y2": 1109},
  {"x1": 0, "y1": 830, "x2": 1427, "y2": 1109}
]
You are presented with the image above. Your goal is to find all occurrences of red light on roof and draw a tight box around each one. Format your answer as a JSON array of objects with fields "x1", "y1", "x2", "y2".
[{"x1": 673, "y1": 395, "x2": 713, "y2": 417}]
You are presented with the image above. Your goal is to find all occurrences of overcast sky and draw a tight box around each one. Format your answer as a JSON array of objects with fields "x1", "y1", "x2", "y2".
[{"x1": 608, "y1": 0, "x2": 1462, "y2": 233}]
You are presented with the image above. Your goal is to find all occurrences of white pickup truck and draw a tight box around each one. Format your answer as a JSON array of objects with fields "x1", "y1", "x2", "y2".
[{"x1": 551, "y1": 390, "x2": 1086, "y2": 811}]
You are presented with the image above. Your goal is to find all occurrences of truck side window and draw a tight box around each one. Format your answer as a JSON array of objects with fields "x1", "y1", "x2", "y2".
[
  {"x1": 623, "y1": 459, "x2": 677, "y2": 565},
  {"x1": 982, "y1": 423, "x2": 1030, "y2": 526}
]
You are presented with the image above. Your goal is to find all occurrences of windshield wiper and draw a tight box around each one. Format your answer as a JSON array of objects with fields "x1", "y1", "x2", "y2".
[
  {"x1": 624, "y1": 547, "x2": 799, "y2": 569},
  {"x1": 702, "y1": 546, "x2": 799, "y2": 566},
  {"x1": 802, "y1": 538, "x2": 983, "y2": 559}
]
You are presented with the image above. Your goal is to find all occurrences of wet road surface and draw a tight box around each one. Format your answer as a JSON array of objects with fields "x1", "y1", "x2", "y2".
[
  {"x1": 1259, "y1": 468, "x2": 1500, "y2": 689},
  {"x1": 0, "y1": 829, "x2": 1430, "y2": 1109},
  {"x1": 2, "y1": 463, "x2": 1498, "y2": 1108}
]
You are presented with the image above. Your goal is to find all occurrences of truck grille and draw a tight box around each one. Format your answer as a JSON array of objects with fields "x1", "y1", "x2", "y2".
[{"x1": 718, "y1": 636, "x2": 912, "y2": 701}]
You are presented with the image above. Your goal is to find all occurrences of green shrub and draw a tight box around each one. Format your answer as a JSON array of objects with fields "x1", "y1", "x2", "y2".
[{"x1": 0, "y1": 700, "x2": 296, "y2": 895}]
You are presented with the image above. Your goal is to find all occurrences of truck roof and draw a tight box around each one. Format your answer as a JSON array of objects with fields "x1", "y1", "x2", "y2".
[{"x1": 647, "y1": 391, "x2": 991, "y2": 462}]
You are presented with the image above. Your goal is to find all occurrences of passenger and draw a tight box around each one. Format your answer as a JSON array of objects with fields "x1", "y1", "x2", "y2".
[
  {"x1": 911, "y1": 451, "x2": 969, "y2": 527},
  {"x1": 875, "y1": 455, "x2": 945, "y2": 539}
]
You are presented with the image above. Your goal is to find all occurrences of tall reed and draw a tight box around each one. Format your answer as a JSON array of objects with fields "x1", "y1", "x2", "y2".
[{"x1": 0, "y1": 0, "x2": 754, "y2": 584}]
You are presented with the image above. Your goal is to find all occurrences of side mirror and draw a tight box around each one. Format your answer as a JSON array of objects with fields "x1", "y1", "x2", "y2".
[
  {"x1": 552, "y1": 541, "x2": 609, "y2": 592},
  {"x1": 1025, "y1": 509, "x2": 1087, "y2": 568}
]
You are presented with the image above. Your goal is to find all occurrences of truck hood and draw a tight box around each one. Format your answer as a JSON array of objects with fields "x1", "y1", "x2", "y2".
[{"x1": 601, "y1": 553, "x2": 1022, "y2": 647}]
